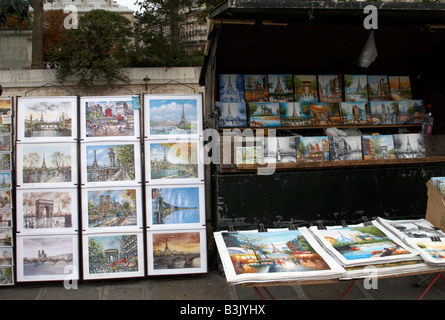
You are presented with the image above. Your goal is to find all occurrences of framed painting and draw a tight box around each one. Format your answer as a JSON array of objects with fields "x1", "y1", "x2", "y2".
[
  {"x1": 146, "y1": 184, "x2": 205, "y2": 230},
  {"x1": 280, "y1": 102, "x2": 311, "y2": 127},
  {"x1": 16, "y1": 234, "x2": 79, "y2": 282},
  {"x1": 0, "y1": 153, "x2": 11, "y2": 171},
  {"x1": 244, "y1": 74, "x2": 269, "y2": 102},
  {"x1": 0, "y1": 210, "x2": 12, "y2": 227},
  {"x1": 369, "y1": 101, "x2": 400, "y2": 124},
  {"x1": 389, "y1": 76, "x2": 412, "y2": 101},
  {"x1": 398, "y1": 100, "x2": 423, "y2": 124},
  {"x1": 82, "y1": 231, "x2": 145, "y2": 280},
  {"x1": 309, "y1": 102, "x2": 342, "y2": 125},
  {"x1": 215, "y1": 101, "x2": 248, "y2": 128},
  {"x1": 16, "y1": 143, "x2": 78, "y2": 188},
  {"x1": 268, "y1": 74, "x2": 294, "y2": 102},
  {"x1": 81, "y1": 141, "x2": 141, "y2": 187},
  {"x1": 393, "y1": 133, "x2": 425, "y2": 159},
  {"x1": 16, "y1": 96, "x2": 78, "y2": 143},
  {"x1": 248, "y1": 102, "x2": 281, "y2": 127},
  {"x1": 362, "y1": 135, "x2": 395, "y2": 160},
  {"x1": 368, "y1": 75, "x2": 391, "y2": 101},
  {"x1": 293, "y1": 75, "x2": 318, "y2": 102},
  {"x1": 144, "y1": 94, "x2": 203, "y2": 140},
  {"x1": 145, "y1": 140, "x2": 204, "y2": 184},
  {"x1": 263, "y1": 136, "x2": 298, "y2": 164},
  {"x1": 318, "y1": 75, "x2": 342, "y2": 102},
  {"x1": 344, "y1": 75, "x2": 368, "y2": 102},
  {"x1": 0, "y1": 97, "x2": 12, "y2": 134},
  {"x1": 80, "y1": 95, "x2": 141, "y2": 141},
  {"x1": 330, "y1": 136, "x2": 362, "y2": 161},
  {"x1": 146, "y1": 229, "x2": 207, "y2": 276},
  {"x1": 297, "y1": 136, "x2": 330, "y2": 162},
  {"x1": 339, "y1": 101, "x2": 371, "y2": 125},
  {"x1": 16, "y1": 188, "x2": 78, "y2": 234},
  {"x1": 81, "y1": 186, "x2": 143, "y2": 233},
  {"x1": 219, "y1": 74, "x2": 245, "y2": 102}
]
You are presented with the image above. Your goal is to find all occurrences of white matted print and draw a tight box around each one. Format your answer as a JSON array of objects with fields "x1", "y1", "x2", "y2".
[
  {"x1": 16, "y1": 188, "x2": 78, "y2": 234},
  {"x1": 82, "y1": 186, "x2": 143, "y2": 234},
  {"x1": 16, "y1": 96, "x2": 78, "y2": 143},
  {"x1": 82, "y1": 231, "x2": 145, "y2": 280},
  {"x1": 146, "y1": 229, "x2": 207, "y2": 276},
  {"x1": 16, "y1": 234, "x2": 79, "y2": 282},
  {"x1": 145, "y1": 140, "x2": 204, "y2": 184},
  {"x1": 144, "y1": 94, "x2": 203, "y2": 140},
  {"x1": 146, "y1": 184, "x2": 205, "y2": 230},
  {"x1": 80, "y1": 95, "x2": 141, "y2": 141},
  {"x1": 81, "y1": 141, "x2": 142, "y2": 187},
  {"x1": 16, "y1": 143, "x2": 78, "y2": 188}
]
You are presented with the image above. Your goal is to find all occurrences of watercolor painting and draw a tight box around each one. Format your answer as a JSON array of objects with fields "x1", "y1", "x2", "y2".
[
  {"x1": 369, "y1": 101, "x2": 400, "y2": 124},
  {"x1": 219, "y1": 74, "x2": 245, "y2": 102},
  {"x1": 297, "y1": 136, "x2": 330, "y2": 162},
  {"x1": 389, "y1": 76, "x2": 412, "y2": 101},
  {"x1": 83, "y1": 232, "x2": 144, "y2": 279},
  {"x1": 362, "y1": 135, "x2": 395, "y2": 160},
  {"x1": 147, "y1": 184, "x2": 205, "y2": 229},
  {"x1": 368, "y1": 75, "x2": 391, "y2": 101},
  {"x1": 83, "y1": 186, "x2": 142, "y2": 232},
  {"x1": 17, "y1": 143, "x2": 77, "y2": 188},
  {"x1": 318, "y1": 75, "x2": 342, "y2": 102},
  {"x1": 81, "y1": 96, "x2": 140, "y2": 140},
  {"x1": 413, "y1": 241, "x2": 445, "y2": 262},
  {"x1": 147, "y1": 229, "x2": 207, "y2": 275},
  {"x1": 215, "y1": 101, "x2": 248, "y2": 127},
  {"x1": 280, "y1": 102, "x2": 311, "y2": 127},
  {"x1": 145, "y1": 94, "x2": 202, "y2": 139},
  {"x1": 268, "y1": 74, "x2": 294, "y2": 102},
  {"x1": 244, "y1": 74, "x2": 269, "y2": 102},
  {"x1": 344, "y1": 75, "x2": 368, "y2": 102},
  {"x1": 393, "y1": 133, "x2": 425, "y2": 159},
  {"x1": 16, "y1": 234, "x2": 79, "y2": 282},
  {"x1": 340, "y1": 102, "x2": 370, "y2": 125},
  {"x1": 248, "y1": 102, "x2": 281, "y2": 127},
  {"x1": 17, "y1": 96, "x2": 77, "y2": 142},
  {"x1": 293, "y1": 75, "x2": 318, "y2": 102},
  {"x1": 309, "y1": 102, "x2": 342, "y2": 125}
]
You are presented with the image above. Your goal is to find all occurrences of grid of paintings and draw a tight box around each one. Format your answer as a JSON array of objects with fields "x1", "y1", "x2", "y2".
[
  {"x1": 215, "y1": 74, "x2": 420, "y2": 129},
  {"x1": 15, "y1": 96, "x2": 79, "y2": 283},
  {"x1": 80, "y1": 95, "x2": 144, "y2": 280},
  {"x1": 0, "y1": 98, "x2": 13, "y2": 285},
  {"x1": 144, "y1": 93, "x2": 206, "y2": 276}
]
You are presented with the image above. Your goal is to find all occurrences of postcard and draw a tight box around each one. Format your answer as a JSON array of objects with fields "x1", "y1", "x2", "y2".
[
  {"x1": 389, "y1": 76, "x2": 412, "y2": 101},
  {"x1": 80, "y1": 95, "x2": 141, "y2": 141},
  {"x1": 144, "y1": 94, "x2": 203, "y2": 140},
  {"x1": 0, "y1": 210, "x2": 12, "y2": 227},
  {"x1": 293, "y1": 75, "x2": 318, "y2": 102},
  {"x1": 219, "y1": 74, "x2": 245, "y2": 102},
  {"x1": 280, "y1": 102, "x2": 311, "y2": 127},
  {"x1": 0, "y1": 153, "x2": 11, "y2": 171},
  {"x1": 16, "y1": 96, "x2": 78, "y2": 142},
  {"x1": 235, "y1": 146, "x2": 263, "y2": 165}
]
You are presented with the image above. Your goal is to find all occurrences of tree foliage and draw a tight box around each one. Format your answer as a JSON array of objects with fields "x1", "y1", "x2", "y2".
[{"x1": 50, "y1": 10, "x2": 134, "y2": 89}]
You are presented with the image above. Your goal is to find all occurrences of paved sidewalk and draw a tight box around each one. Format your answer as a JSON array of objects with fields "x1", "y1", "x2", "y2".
[{"x1": 0, "y1": 269, "x2": 444, "y2": 300}]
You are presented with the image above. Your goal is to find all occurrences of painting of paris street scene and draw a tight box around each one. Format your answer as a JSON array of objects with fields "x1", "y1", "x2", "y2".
[
  {"x1": 368, "y1": 75, "x2": 391, "y2": 101},
  {"x1": 84, "y1": 233, "x2": 144, "y2": 279},
  {"x1": 0, "y1": 267, "x2": 13, "y2": 286},
  {"x1": 149, "y1": 185, "x2": 204, "y2": 228},
  {"x1": 0, "y1": 98, "x2": 12, "y2": 134},
  {"x1": 16, "y1": 189, "x2": 77, "y2": 233},
  {"x1": 0, "y1": 153, "x2": 11, "y2": 171},
  {"x1": 83, "y1": 97, "x2": 139, "y2": 139},
  {"x1": 248, "y1": 102, "x2": 281, "y2": 127},
  {"x1": 389, "y1": 76, "x2": 412, "y2": 101},
  {"x1": 280, "y1": 102, "x2": 311, "y2": 127},
  {"x1": 0, "y1": 210, "x2": 12, "y2": 227},
  {"x1": 148, "y1": 141, "x2": 201, "y2": 183},
  {"x1": 84, "y1": 143, "x2": 139, "y2": 185},
  {"x1": 330, "y1": 136, "x2": 363, "y2": 161},
  {"x1": 84, "y1": 187, "x2": 142, "y2": 231},
  {"x1": 293, "y1": 75, "x2": 318, "y2": 103},
  {"x1": 297, "y1": 136, "x2": 330, "y2": 162},
  {"x1": 17, "y1": 97, "x2": 76, "y2": 141},
  {"x1": 145, "y1": 95, "x2": 202, "y2": 139},
  {"x1": 0, "y1": 190, "x2": 11, "y2": 210},
  {"x1": 370, "y1": 101, "x2": 400, "y2": 124},
  {"x1": 17, "y1": 235, "x2": 78, "y2": 281},
  {"x1": 318, "y1": 75, "x2": 342, "y2": 102},
  {"x1": 17, "y1": 144, "x2": 75, "y2": 187},
  {"x1": 340, "y1": 102, "x2": 371, "y2": 125},
  {"x1": 362, "y1": 135, "x2": 396, "y2": 160},
  {"x1": 0, "y1": 135, "x2": 11, "y2": 152},
  {"x1": 0, "y1": 228, "x2": 12, "y2": 246},
  {"x1": 398, "y1": 100, "x2": 424, "y2": 124},
  {"x1": 148, "y1": 230, "x2": 206, "y2": 275}
]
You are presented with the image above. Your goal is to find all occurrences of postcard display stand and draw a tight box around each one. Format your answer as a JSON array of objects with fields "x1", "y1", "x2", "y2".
[
  {"x1": 0, "y1": 98, "x2": 13, "y2": 285},
  {"x1": 144, "y1": 94, "x2": 207, "y2": 276}
]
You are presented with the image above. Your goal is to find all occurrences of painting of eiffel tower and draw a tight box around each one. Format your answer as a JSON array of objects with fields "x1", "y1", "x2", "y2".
[
  {"x1": 268, "y1": 74, "x2": 294, "y2": 102},
  {"x1": 219, "y1": 74, "x2": 245, "y2": 102}
]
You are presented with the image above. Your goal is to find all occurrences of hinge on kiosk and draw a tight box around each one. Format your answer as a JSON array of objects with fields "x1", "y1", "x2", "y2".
[{"x1": 317, "y1": 220, "x2": 326, "y2": 230}]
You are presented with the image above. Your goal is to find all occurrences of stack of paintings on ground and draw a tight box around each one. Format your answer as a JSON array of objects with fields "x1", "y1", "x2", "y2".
[
  {"x1": 378, "y1": 218, "x2": 445, "y2": 267},
  {"x1": 216, "y1": 74, "x2": 424, "y2": 129},
  {"x1": 431, "y1": 177, "x2": 445, "y2": 197},
  {"x1": 79, "y1": 95, "x2": 145, "y2": 280},
  {"x1": 0, "y1": 98, "x2": 13, "y2": 285},
  {"x1": 213, "y1": 227, "x2": 345, "y2": 285},
  {"x1": 308, "y1": 220, "x2": 439, "y2": 280},
  {"x1": 144, "y1": 94, "x2": 207, "y2": 276},
  {"x1": 15, "y1": 96, "x2": 80, "y2": 282}
]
